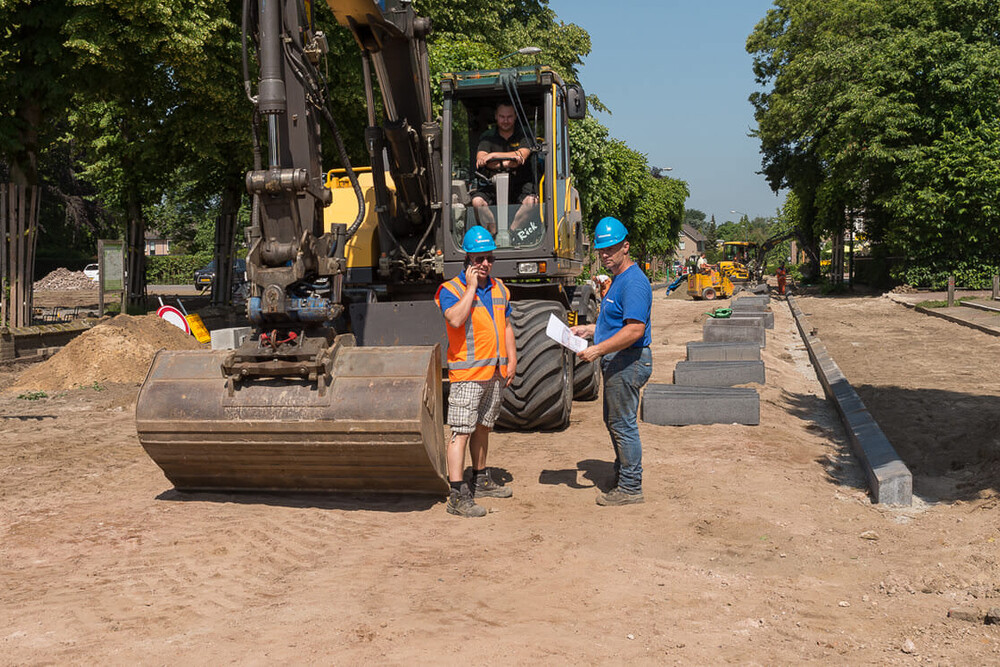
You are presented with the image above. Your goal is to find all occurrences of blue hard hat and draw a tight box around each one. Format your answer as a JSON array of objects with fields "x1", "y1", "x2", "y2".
[
  {"x1": 462, "y1": 225, "x2": 497, "y2": 253},
  {"x1": 593, "y1": 216, "x2": 628, "y2": 249}
]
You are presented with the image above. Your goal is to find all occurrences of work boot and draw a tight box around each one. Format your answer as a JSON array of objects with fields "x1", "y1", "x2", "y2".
[
  {"x1": 446, "y1": 485, "x2": 487, "y2": 518},
  {"x1": 596, "y1": 487, "x2": 644, "y2": 506},
  {"x1": 472, "y1": 469, "x2": 513, "y2": 498}
]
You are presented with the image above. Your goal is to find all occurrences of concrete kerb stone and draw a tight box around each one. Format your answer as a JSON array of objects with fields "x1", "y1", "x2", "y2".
[
  {"x1": 703, "y1": 321, "x2": 766, "y2": 347},
  {"x1": 787, "y1": 296, "x2": 913, "y2": 505},
  {"x1": 641, "y1": 384, "x2": 760, "y2": 426},
  {"x1": 732, "y1": 294, "x2": 770, "y2": 307},
  {"x1": 686, "y1": 341, "x2": 761, "y2": 361},
  {"x1": 728, "y1": 311, "x2": 775, "y2": 329},
  {"x1": 673, "y1": 360, "x2": 765, "y2": 387},
  {"x1": 887, "y1": 292, "x2": 1000, "y2": 337},
  {"x1": 731, "y1": 301, "x2": 768, "y2": 312}
]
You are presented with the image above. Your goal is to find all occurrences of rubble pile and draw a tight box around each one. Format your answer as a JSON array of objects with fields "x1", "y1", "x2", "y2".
[{"x1": 34, "y1": 268, "x2": 97, "y2": 291}]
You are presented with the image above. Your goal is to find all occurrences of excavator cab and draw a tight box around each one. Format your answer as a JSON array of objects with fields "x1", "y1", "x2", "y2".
[
  {"x1": 448, "y1": 100, "x2": 545, "y2": 250},
  {"x1": 441, "y1": 66, "x2": 587, "y2": 274}
]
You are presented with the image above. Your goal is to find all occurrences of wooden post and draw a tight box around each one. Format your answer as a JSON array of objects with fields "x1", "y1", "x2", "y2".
[
  {"x1": 1, "y1": 185, "x2": 7, "y2": 327},
  {"x1": 993, "y1": 274, "x2": 999, "y2": 301},
  {"x1": 947, "y1": 275, "x2": 955, "y2": 307}
]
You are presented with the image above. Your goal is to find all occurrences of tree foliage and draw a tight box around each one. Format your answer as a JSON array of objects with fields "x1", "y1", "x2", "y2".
[
  {"x1": 4, "y1": 0, "x2": 683, "y2": 282},
  {"x1": 748, "y1": 0, "x2": 1000, "y2": 278}
]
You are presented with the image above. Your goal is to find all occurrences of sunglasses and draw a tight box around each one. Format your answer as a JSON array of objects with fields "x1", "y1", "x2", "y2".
[{"x1": 471, "y1": 255, "x2": 495, "y2": 264}]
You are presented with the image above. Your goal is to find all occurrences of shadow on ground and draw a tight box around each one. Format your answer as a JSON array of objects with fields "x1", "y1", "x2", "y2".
[
  {"x1": 538, "y1": 458, "x2": 615, "y2": 492},
  {"x1": 784, "y1": 384, "x2": 1000, "y2": 503},
  {"x1": 155, "y1": 489, "x2": 441, "y2": 512}
]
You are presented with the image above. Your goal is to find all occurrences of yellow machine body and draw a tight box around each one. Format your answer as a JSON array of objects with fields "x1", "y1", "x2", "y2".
[
  {"x1": 325, "y1": 168, "x2": 395, "y2": 271},
  {"x1": 687, "y1": 270, "x2": 735, "y2": 300}
]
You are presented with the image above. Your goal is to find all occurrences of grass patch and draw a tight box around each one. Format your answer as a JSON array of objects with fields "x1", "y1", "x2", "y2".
[
  {"x1": 916, "y1": 296, "x2": 977, "y2": 308},
  {"x1": 17, "y1": 390, "x2": 48, "y2": 401}
]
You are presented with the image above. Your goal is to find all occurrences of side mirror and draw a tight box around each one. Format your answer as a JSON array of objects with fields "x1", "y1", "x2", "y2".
[{"x1": 565, "y1": 84, "x2": 587, "y2": 120}]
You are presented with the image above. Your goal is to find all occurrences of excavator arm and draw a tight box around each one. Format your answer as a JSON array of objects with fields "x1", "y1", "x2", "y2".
[{"x1": 134, "y1": 0, "x2": 449, "y2": 495}]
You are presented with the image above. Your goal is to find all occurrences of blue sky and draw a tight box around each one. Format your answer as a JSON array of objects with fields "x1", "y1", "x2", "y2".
[{"x1": 547, "y1": 0, "x2": 785, "y2": 225}]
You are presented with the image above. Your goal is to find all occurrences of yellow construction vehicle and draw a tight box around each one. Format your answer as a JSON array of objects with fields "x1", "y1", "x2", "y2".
[
  {"x1": 686, "y1": 266, "x2": 734, "y2": 300},
  {"x1": 717, "y1": 241, "x2": 752, "y2": 283},
  {"x1": 135, "y1": 0, "x2": 597, "y2": 494}
]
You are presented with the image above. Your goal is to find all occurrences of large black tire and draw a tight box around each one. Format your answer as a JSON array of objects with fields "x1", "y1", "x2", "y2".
[
  {"x1": 573, "y1": 295, "x2": 600, "y2": 401},
  {"x1": 497, "y1": 300, "x2": 575, "y2": 431}
]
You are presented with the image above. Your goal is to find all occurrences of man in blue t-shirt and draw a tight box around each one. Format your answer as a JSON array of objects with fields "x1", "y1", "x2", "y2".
[{"x1": 570, "y1": 217, "x2": 652, "y2": 506}]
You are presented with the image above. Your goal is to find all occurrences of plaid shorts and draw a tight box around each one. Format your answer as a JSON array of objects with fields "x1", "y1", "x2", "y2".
[{"x1": 448, "y1": 377, "x2": 504, "y2": 434}]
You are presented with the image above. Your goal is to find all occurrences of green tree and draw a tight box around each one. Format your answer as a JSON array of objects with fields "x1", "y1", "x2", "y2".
[
  {"x1": 747, "y1": 0, "x2": 1000, "y2": 281},
  {"x1": 683, "y1": 208, "x2": 706, "y2": 231}
]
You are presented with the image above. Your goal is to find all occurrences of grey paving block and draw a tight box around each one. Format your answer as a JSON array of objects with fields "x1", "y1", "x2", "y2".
[
  {"x1": 728, "y1": 311, "x2": 774, "y2": 329},
  {"x1": 733, "y1": 294, "x2": 770, "y2": 307},
  {"x1": 641, "y1": 384, "x2": 760, "y2": 426},
  {"x1": 703, "y1": 319, "x2": 766, "y2": 347},
  {"x1": 673, "y1": 360, "x2": 765, "y2": 387},
  {"x1": 210, "y1": 326, "x2": 252, "y2": 350},
  {"x1": 730, "y1": 301, "x2": 769, "y2": 312},
  {"x1": 686, "y1": 341, "x2": 761, "y2": 361}
]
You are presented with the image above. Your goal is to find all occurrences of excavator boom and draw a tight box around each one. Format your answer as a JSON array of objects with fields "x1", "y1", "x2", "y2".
[{"x1": 135, "y1": 0, "x2": 449, "y2": 495}]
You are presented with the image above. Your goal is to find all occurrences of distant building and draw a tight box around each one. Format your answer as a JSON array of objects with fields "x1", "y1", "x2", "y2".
[
  {"x1": 144, "y1": 230, "x2": 172, "y2": 256},
  {"x1": 672, "y1": 224, "x2": 707, "y2": 266}
]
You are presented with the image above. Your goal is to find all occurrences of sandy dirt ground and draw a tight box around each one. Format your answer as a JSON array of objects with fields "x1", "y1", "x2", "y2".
[{"x1": 2, "y1": 290, "x2": 999, "y2": 664}]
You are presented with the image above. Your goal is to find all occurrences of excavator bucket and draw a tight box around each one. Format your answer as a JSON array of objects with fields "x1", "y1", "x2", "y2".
[{"x1": 135, "y1": 345, "x2": 449, "y2": 495}]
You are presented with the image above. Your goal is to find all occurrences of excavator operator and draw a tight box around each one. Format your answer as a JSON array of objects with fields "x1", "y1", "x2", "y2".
[{"x1": 471, "y1": 103, "x2": 539, "y2": 238}]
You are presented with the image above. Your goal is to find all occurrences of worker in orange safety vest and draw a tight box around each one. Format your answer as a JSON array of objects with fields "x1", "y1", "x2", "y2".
[{"x1": 434, "y1": 225, "x2": 517, "y2": 517}]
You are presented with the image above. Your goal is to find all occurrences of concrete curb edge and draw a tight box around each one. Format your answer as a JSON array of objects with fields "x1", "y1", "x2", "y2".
[
  {"x1": 885, "y1": 293, "x2": 1000, "y2": 338},
  {"x1": 787, "y1": 296, "x2": 913, "y2": 505}
]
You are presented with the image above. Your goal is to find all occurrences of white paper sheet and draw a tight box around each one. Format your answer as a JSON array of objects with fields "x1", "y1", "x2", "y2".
[{"x1": 545, "y1": 313, "x2": 588, "y2": 353}]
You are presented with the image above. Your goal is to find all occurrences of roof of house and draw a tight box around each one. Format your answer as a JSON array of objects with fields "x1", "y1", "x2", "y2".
[{"x1": 681, "y1": 224, "x2": 707, "y2": 243}]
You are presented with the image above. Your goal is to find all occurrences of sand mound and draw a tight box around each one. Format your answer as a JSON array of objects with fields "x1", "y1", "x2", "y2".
[
  {"x1": 9, "y1": 314, "x2": 205, "y2": 392},
  {"x1": 34, "y1": 267, "x2": 97, "y2": 291}
]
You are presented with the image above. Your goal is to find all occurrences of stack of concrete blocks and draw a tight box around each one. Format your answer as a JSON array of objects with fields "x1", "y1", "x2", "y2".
[
  {"x1": 210, "y1": 326, "x2": 252, "y2": 350},
  {"x1": 642, "y1": 293, "x2": 772, "y2": 426},
  {"x1": 728, "y1": 294, "x2": 774, "y2": 329}
]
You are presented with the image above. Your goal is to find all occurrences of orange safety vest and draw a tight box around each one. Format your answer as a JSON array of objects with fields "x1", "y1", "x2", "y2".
[{"x1": 435, "y1": 276, "x2": 511, "y2": 382}]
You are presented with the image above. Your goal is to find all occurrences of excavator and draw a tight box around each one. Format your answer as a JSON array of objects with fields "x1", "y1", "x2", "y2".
[{"x1": 135, "y1": 0, "x2": 597, "y2": 494}]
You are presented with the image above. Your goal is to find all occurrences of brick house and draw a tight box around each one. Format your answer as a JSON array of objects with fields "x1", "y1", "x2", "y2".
[
  {"x1": 671, "y1": 224, "x2": 707, "y2": 268},
  {"x1": 144, "y1": 230, "x2": 172, "y2": 256}
]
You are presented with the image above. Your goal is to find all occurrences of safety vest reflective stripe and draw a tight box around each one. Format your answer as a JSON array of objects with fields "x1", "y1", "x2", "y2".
[{"x1": 449, "y1": 357, "x2": 509, "y2": 370}]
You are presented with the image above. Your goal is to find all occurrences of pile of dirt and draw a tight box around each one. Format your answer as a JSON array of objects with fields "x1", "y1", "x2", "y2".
[
  {"x1": 34, "y1": 267, "x2": 96, "y2": 291},
  {"x1": 8, "y1": 314, "x2": 204, "y2": 392},
  {"x1": 890, "y1": 284, "x2": 918, "y2": 294}
]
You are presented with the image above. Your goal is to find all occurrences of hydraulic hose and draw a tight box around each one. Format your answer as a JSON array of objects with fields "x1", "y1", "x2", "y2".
[
  {"x1": 241, "y1": 0, "x2": 257, "y2": 104},
  {"x1": 278, "y1": 21, "x2": 366, "y2": 244}
]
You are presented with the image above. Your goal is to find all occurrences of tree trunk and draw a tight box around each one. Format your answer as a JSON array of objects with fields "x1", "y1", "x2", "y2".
[
  {"x1": 1, "y1": 183, "x2": 41, "y2": 327},
  {"x1": 125, "y1": 189, "x2": 146, "y2": 307},
  {"x1": 2, "y1": 99, "x2": 43, "y2": 327},
  {"x1": 832, "y1": 227, "x2": 845, "y2": 286},
  {"x1": 211, "y1": 178, "x2": 243, "y2": 306}
]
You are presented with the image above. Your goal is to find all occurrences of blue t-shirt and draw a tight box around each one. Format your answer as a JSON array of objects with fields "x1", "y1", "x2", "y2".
[
  {"x1": 437, "y1": 274, "x2": 512, "y2": 322},
  {"x1": 594, "y1": 264, "x2": 652, "y2": 348}
]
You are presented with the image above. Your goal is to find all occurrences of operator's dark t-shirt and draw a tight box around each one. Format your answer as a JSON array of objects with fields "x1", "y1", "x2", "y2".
[{"x1": 476, "y1": 125, "x2": 534, "y2": 202}]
